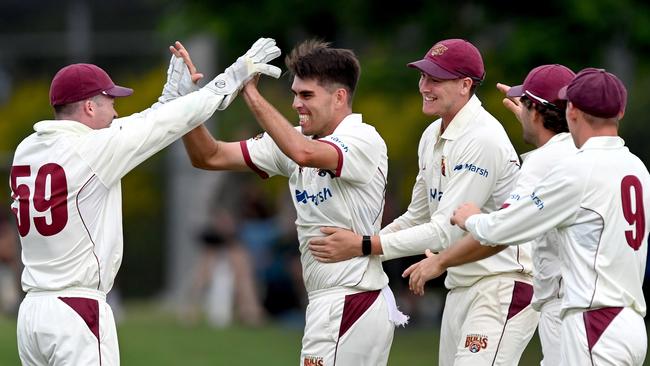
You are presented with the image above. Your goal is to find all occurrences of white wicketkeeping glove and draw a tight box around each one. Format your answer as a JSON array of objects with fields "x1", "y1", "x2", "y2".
[
  {"x1": 202, "y1": 37, "x2": 282, "y2": 110},
  {"x1": 158, "y1": 54, "x2": 199, "y2": 105}
]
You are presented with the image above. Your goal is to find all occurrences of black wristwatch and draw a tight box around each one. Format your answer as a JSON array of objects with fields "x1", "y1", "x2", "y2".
[{"x1": 362, "y1": 235, "x2": 372, "y2": 256}]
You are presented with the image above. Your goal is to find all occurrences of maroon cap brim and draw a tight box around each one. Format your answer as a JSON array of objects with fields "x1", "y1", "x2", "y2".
[
  {"x1": 506, "y1": 85, "x2": 524, "y2": 98},
  {"x1": 557, "y1": 85, "x2": 568, "y2": 100},
  {"x1": 103, "y1": 85, "x2": 133, "y2": 98},
  {"x1": 407, "y1": 59, "x2": 459, "y2": 80}
]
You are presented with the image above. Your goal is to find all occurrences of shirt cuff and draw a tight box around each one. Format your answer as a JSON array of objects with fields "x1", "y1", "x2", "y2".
[{"x1": 465, "y1": 214, "x2": 491, "y2": 246}]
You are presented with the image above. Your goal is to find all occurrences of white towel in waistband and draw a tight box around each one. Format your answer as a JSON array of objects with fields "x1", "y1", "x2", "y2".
[{"x1": 381, "y1": 286, "x2": 409, "y2": 327}]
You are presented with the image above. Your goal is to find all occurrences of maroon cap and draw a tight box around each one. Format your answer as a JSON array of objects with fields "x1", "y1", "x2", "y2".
[
  {"x1": 507, "y1": 64, "x2": 575, "y2": 107},
  {"x1": 558, "y1": 68, "x2": 627, "y2": 118},
  {"x1": 49, "y1": 63, "x2": 133, "y2": 106},
  {"x1": 407, "y1": 39, "x2": 485, "y2": 83}
]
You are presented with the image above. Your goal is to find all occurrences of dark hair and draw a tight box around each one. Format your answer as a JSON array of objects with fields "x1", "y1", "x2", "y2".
[
  {"x1": 469, "y1": 82, "x2": 480, "y2": 96},
  {"x1": 285, "y1": 39, "x2": 360, "y2": 106},
  {"x1": 53, "y1": 102, "x2": 80, "y2": 117},
  {"x1": 53, "y1": 95, "x2": 104, "y2": 119},
  {"x1": 520, "y1": 96, "x2": 568, "y2": 134}
]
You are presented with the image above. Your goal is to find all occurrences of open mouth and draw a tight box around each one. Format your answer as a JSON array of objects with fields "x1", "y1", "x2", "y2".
[{"x1": 299, "y1": 114, "x2": 310, "y2": 126}]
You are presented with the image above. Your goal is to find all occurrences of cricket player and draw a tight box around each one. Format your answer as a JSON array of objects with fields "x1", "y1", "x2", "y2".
[
  {"x1": 180, "y1": 40, "x2": 407, "y2": 366},
  {"x1": 404, "y1": 64, "x2": 577, "y2": 366},
  {"x1": 452, "y1": 68, "x2": 648, "y2": 366},
  {"x1": 11, "y1": 38, "x2": 281, "y2": 365},
  {"x1": 309, "y1": 39, "x2": 538, "y2": 366}
]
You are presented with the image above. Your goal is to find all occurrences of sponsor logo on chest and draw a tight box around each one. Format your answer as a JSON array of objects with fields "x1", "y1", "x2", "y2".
[
  {"x1": 530, "y1": 192, "x2": 544, "y2": 210},
  {"x1": 430, "y1": 188, "x2": 443, "y2": 202},
  {"x1": 328, "y1": 136, "x2": 349, "y2": 152},
  {"x1": 453, "y1": 163, "x2": 489, "y2": 177},
  {"x1": 295, "y1": 188, "x2": 333, "y2": 206}
]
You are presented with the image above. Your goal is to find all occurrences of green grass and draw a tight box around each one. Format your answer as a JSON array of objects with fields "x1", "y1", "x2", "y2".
[{"x1": 0, "y1": 302, "x2": 544, "y2": 365}]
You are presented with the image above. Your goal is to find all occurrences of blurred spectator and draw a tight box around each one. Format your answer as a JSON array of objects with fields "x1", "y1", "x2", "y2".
[
  {"x1": 262, "y1": 196, "x2": 305, "y2": 327},
  {"x1": 0, "y1": 208, "x2": 20, "y2": 315},
  {"x1": 183, "y1": 173, "x2": 267, "y2": 328},
  {"x1": 238, "y1": 181, "x2": 280, "y2": 285}
]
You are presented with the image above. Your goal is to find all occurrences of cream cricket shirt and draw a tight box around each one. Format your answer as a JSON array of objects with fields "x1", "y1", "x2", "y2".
[
  {"x1": 380, "y1": 95, "x2": 532, "y2": 289},
  {"x1": 11, "y1": 90, "x2": 222, "y2": 294},
  {"x1": 241, "y1": 114, "x2": 389, "y2": 293},
  {"x1": 467, "y1": 136, "x2": 648, "y2": 317},
  {"x1": 506, "y1": 132, "x2": 576, "y2": 310}
]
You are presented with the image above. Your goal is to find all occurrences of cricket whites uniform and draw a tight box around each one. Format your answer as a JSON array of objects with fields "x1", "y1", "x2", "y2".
[
  {"x1": 503, "y1": 132, "x2": 576, "y2": 366},
  {"x1": 241, "y1": 113, "x2": 406, "y2": 366},
  {"x1": 466, "y1": 136, "x2": 649, "y2": 365},
  {"x1": 380, "y1": 96, "x2": 538, "y2": 366},
  {"x1": 11, "y1": 91, "x2": 224, "y2": 365}
]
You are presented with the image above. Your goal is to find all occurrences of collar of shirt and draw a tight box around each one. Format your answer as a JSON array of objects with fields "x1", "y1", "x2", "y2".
[
  {"x1": 337, "y1": 113, "x2": 362, "y2": 128},
  {"x1": 440, "y1": 95, "x2": 482, "y2": 141},
  {"x1": 33, "y1": 120, "x2": 93, "y2": 136},
  {"x1": 579, "y1": 136, "x2": 625, "y2": 151},
  {"x1": 324, "y1": 113, "x2": 363, "y2": 137},
  {"x1": 520, "y1": 132, "x2": 573, "y2": 162}
]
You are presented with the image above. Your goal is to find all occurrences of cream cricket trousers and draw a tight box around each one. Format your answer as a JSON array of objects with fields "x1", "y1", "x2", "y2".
[{"x1": 17, "y1": 288, "x2": 119, "y2": 366}]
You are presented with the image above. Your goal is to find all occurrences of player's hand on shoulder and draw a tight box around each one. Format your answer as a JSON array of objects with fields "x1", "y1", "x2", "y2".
[
  {"x1": 309, "y1": 227, "x2": 361, "y2": 263},
  {"x1": 402, "y1": 249, "x2": 444, "y2": 296}
]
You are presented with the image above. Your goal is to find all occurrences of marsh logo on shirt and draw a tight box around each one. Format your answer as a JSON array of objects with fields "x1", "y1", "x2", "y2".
[
  {"x1": 430, "y1": 188, "x2": 443, "y2": 202},
  {"x1": 295, "y1": 188, "x2": 333, "y2": 206},
  {"x1": 530, "y1": 192, "x2": 544, "y2": 210},
  {"x1": 328, "y1": 136, "x2": 349, "y2": 152},
  {"x1": 465, "y1": 334, "x2": 488, "y2": 353},
  {"x1": 303, "y1": 356, "x2": 324, "y2": 366},
  {"x1": 453, "y1": 163, "x2": 489, "y2": 178}
]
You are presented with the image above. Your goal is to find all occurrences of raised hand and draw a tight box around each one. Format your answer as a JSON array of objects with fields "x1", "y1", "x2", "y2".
[
  {"x1": 169, "y1": 41, "x2": 204, "y2": 87},
  {"x1": 496, "y1": 82, "x2": 525, "y2": 123},
  {"x1": 158, "y1": 40, "x2": 203, "y2": 105},
  {"x1": 242, "y1": 38, "x2": 282, "y2": 78},
  {"x1": 202, "y1": 37, "x2": 282, "y2": 110}
]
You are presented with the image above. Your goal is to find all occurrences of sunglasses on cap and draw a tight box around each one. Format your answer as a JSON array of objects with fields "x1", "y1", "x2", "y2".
[{"x1": 524, "y1": 90, "x2": 560, "y2": 111}]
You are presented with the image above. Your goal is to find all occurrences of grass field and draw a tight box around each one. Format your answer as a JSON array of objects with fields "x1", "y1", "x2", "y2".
[{"x1": 0, "y1": 302, "x2": 544, "y2": 365}]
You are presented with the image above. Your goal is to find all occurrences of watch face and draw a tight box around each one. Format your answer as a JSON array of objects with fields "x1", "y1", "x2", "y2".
[{"x1": 362, "y1": 236, "x2": 371, "y2": 256}]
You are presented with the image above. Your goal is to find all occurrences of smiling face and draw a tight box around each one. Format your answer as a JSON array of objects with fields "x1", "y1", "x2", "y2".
[
  {"x1": 291, "y1": 76, "x2": 342, "y2": 137},
  {"x1": 418, "y1": 73, "x2": 473, "y2": 124}
]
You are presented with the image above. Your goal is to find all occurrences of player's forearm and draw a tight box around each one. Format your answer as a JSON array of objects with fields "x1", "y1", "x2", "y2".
[
  {"x1": 182, "y1": 128, "x2": 248, "y2": 171},
  {"x1": 182, "y1": 125, "x2": 220, "y2": 169},
  {"x1": 380, "y1": 210, "x2": 426, "y2": 235},
  {"x1": 380, "y1": 217, "x2": 454, "y2": 261},
  {"x1": 242, "y1": 86, "x2": 309, "y2": 163},
  {"x1": 437, "y1": 234, "x2": 507, "y2": 269}
]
